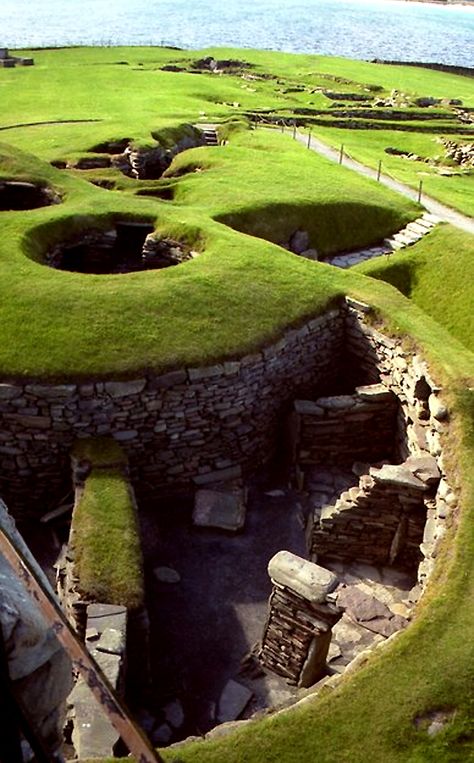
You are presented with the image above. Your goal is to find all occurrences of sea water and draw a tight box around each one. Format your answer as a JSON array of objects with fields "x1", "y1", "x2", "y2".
[{"x1": 0, "y1": 0, "x2": 472, "y2": 67}]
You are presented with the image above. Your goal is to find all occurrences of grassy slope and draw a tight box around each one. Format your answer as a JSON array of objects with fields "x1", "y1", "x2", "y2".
[
  {"x1": 312, "y1": 125, "x2": 474, "y2": 217},
  {"x1": 355, "y1": 225, "x2": 474, "y2": 352},
  {"x1": 1, "y1": 46, "x2": 472, "y2": 217},
  {"x1": 1, "y1": 47, "x2": 473, "y2": 761},
  {"x1": 0, "y1": 131, "x2": 419, "y2": 379}
]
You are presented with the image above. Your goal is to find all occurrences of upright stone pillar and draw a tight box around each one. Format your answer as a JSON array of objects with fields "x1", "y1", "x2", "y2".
[{"x1": 259, "y1": 551, "x2": 342, "y2": 688}]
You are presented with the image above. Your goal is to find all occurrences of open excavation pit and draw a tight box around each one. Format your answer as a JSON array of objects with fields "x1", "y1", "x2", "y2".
[
  {"x1": 0, "y1": 298, "x2": 455, "y2": 755},
  {"x1": 0, "y1": 180, "x2": 60, "y2": 210},
  {"x1": 46, "y1": 221, "x2": 193, "y2": 274}
]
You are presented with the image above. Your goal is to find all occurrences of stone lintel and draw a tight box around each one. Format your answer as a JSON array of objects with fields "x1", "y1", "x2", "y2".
[
  {"x1": 193, "y1": 465, "x2": 242, "y2": 485},
  {"x1": 369, "y1": 464, "x2": 428, "y2": 492},
  {"x1": 294, "y1": 400, "x2": 325, "y2": 416},
  {"x1": 268, "y1": 551, "x2": 338, "y2": 604},
  {"x1": 355, "y1": 383, "x2": 393, "y2": 401}
]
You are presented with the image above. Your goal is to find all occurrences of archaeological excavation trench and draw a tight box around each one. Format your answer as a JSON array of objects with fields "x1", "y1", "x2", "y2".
[{"x1": 0, "y1": 297, "x2": 454, "y2": 755}]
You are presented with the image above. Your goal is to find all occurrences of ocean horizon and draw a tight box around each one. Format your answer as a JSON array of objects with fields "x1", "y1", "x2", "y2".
[{"x1": 0, "y1": 0, "x2": 473, "y2": 67}]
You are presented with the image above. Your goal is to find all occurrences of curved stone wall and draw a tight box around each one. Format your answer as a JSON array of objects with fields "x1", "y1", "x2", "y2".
[{"x1": 0, "y1": 309, "x2": 344, "y2": 515}]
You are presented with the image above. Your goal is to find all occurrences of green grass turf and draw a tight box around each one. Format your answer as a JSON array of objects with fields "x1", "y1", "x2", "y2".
[
  {"x1": 354, "y1": 225, "x2": 474, "y2": 353},
  {"x1": 310, "y1": 125, "x2": 474, "y2": 217},
  {"x1": 0, "y1": 129, "x2": 420, "y2": 380},
  {"x1": 0, "y1": 47, "x2": 473, "y2": 762},
  {"x1": 70, "y1": 438, "x2": 144, "y2": 609},
  {"x1": 0, "y1": 46, "x2": 472, "y2": 216}
]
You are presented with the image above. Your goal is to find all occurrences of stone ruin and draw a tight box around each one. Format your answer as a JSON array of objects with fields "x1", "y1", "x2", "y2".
[
  {"x1": 0, "y1": 296, "x2": 457, "y2": 755},
  {"x1": 46, "y1": 221, "x2": 194, "y2": 274},
  {"x1": 0, "y1": 180, "x2": 60, "y2": 211},
  {"x1": 0, "y1": 48, "x2": 34, "y2": 68}
]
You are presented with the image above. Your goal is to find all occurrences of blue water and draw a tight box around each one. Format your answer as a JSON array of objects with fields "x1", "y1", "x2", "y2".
[{"x1": 0, "y1": 0, "x2": 472, "y2": 67}]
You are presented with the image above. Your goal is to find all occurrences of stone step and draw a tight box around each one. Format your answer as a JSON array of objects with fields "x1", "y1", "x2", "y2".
[
  {"x1": 421, "y1": 213, "x2": 441, "y2": 225},
  {"x1": 405, "y1": 221, "x2": 431, "y2": 236},
  {"x1": 384, "y1": 238, "x2": 404, "y2": 250}
]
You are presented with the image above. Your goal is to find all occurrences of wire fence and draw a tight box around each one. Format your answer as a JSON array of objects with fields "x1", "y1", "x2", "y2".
[{"x1": 253, "y1": 115, "x2": 425, "y2": 204}]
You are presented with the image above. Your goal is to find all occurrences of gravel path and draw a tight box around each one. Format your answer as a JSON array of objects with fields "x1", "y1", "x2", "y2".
[{"x1": 292, "y1": 130, "x2": 474, "y2": 235}]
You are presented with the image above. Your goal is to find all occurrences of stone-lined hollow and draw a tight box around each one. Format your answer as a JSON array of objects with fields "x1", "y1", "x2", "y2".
[
  {"x1": 0, "y1": 180, "x2": 60, "y2": 210},
  {"x1": 46, "y1": 221, "x2": 193, "y2": 274}
]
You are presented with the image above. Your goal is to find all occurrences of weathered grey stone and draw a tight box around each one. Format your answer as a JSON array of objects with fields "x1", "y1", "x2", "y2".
[
  {"x1": 0, "y1": 383, "x2": 21, "y2": 400},
  {"x1": 268, "y1": 551, "x2": 338, "y2": 603},
  {"x1": 104, "y1": 379, "x2": 146, "y2": 397},
  {"x1": 188, "y1": 365, "x2": 224, "y2": 381},
  {"x1": 355, "y1": 383, "x2": 392, "y2": 400},
  {"x1": 96, "y1": 627, "x2": 125, "y2": 656},
  {"x1": 114, "y1": 429, "x2": 138, "y2": 441},
  {"x1": 87, "y1": 603, "x2": 127, "y2": 635},
  {"x1": 299, "y1": 630, "x2": 332, "y2": 687},
  {"x1": 289, "y1": 229, "x2": 310, "y2": 254},
  {"x1": 193, "y1": 487, "x2": 246, "y2": 531},
  {"x1": 164, "y1": 699, "x2": 185, "y2": 729},
  {"x1": 428, "y1": 394, "x2": 448, "y2": 421},
  {"x1": 154, "y1": 566, "x2": 181, "y2": 584},
  {"x1": 193, "y1": 465, "x2": 242, "y2": 485},
  {"x1": 70, "y1": 678, "x2": 119, "y2": 758},
  {"x1": 152, "y1": 723, "x2": 173, "y2": 745},
  {"x1": 317, "y1": 395, "x2": 356, "y2": 410},
  {"x1": 406, "y1": 455, "x2": 440, "y2": 485},
  {"x1": 217, "y1": 679, "x2": 253, "y2": 723},
  {"x1": 149, "y1": 369, "x2": 187, "y2": 388},
  {"x1": 25, "y1": 384, "x2": 76, "y2": 398},
  {"x1": 294, "y1": 400, "x2": 325, "y2": 416},
  {"x1": 337, "y1": 586, "x2": 391, "y2": 623},
  {"x1": 370, "y1": 464, "x2": 427, "y2": 492}
]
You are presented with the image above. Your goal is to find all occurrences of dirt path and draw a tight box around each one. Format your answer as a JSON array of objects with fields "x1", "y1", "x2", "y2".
[{"x1": 292, "y1": 130, "x2": 474, "y2": 235}]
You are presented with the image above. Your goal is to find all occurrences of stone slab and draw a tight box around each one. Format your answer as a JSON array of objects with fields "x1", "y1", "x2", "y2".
[
  {"x1": 268, "y1": 551, "x2": 338, "y2": 603},
  {"x1": 217, "y1": 679, "x2": 253, "y2": 723},
  {"x1": 193, "y1": 465, "x2": 242, "y2": 486},
  {"x1": 193, "y1": 487, "x2": 246, "y2": 531},
  {"x1": 370, "y1": 464, "x2": 427, "y2": 492}
]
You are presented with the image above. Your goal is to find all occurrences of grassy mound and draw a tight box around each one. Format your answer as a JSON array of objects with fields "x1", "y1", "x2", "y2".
[
  {"x1": 0, "y1": 129, "x2": 419, "y2": 379},
  {"x1": 355, "y1": 225, "x2": 474, "y2": 352},
  {"x1": 70, "y1": 438, "x2": 144, "y2": 610}
]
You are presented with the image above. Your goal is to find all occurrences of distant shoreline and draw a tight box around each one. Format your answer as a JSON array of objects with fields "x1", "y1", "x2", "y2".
[{"x1": 396, "y1": 0, "x2": 473, "y2": 6}]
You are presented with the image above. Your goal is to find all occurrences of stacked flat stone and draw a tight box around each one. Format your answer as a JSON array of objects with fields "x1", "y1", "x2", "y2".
[
  {"x1": 310, "y1": 460, "x2": 438, "y2": 569},
  {"x1": 294, "y1": 383, "x2": 397, "y2": 466},
  {"x1": 326, "y1": 214, "x2": 439, "y2": 268},
  {"x1": 0, "y1": 309, "x2": 343, "y2": 516},
  {"x1": 259, "y1": 552, "x2": 342, "y2": 687},
  {"x1": 316, "y1": 297, "x2": 453, "y2": 586}
]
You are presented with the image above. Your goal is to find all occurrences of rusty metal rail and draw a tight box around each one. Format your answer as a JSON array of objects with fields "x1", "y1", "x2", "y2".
[{"x1": 0, "y1": 525, "x2": 163, "y2": 763}]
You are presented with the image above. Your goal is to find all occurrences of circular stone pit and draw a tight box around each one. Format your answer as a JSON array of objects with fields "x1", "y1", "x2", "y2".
[{"x1": 46, "y1": 221, "x2": 193, "y2": 274}]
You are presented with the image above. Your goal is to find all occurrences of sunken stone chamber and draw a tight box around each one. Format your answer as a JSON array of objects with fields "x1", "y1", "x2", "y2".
[
  {"x1": 0, "y1": 180, "x2": 60, "y2": 210},
  {"x1": 0, "y1": 310, "x2": 345, "y2": 516},
  {"x1": 0, "y1": 298, "x2": 450, "y2": 554},
  {"x1": 46, "y1": 222, "x2": 191, "y2": 274}
]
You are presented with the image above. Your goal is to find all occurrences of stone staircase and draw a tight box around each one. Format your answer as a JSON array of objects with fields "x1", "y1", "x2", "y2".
[
  {"x1": 196, "y1": 124, "x2": 219, "y2": 146},
  {"x1": 326, "y1": 212, "x2": 440, "y2": 269}
]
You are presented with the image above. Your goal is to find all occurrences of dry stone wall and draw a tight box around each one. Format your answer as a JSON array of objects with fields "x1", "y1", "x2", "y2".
[
  {"x1": 293, "y1": 383, "x2": 398, "y2": 467},
  {"x1": 0, "y1": 310, "x2": 344, "y2": 516},
  {"x1": 307, "y1": 298, "x2": 454, "y2": 583}
]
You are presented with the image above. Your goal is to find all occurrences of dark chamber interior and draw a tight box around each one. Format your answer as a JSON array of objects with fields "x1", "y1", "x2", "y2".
[
  {"x1": 0, "y1": 180, "x2": 57, "y2": 210},
  {"x1": 48, "y1": 221, "x2": 192, "y2": 275}
]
